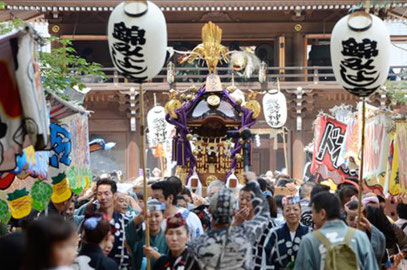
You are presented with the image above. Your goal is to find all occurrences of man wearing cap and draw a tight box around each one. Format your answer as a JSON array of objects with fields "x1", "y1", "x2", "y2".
[
  {"x1": 189, "y1": 183, "x2": 270, "y2": 270},
  {"x1": 126, "y1": 199, "x2": 168, "y2": 270}
]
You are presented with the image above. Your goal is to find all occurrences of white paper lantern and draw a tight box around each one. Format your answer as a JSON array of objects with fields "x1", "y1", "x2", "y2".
[
  {"x1": 262, "y1": 90, "x2": 287, "y2": 128},
  {"x1": 331, "y1": 11, "x2": 390, "y2": 97},
  {"x1": 108, "y1": 1, "x2": 167, "y2": 82},
  {"x1": 147, "y1": 106, "x2": 173, "y2": 147}
]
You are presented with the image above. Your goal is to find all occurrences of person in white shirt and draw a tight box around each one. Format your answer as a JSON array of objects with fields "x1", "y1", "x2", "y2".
[{"x1": 151, "y1": 181, "x2": 204, "y2": 240}]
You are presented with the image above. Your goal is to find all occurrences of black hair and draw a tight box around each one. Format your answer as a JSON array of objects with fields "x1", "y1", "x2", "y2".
[
  {"x1": 346, "y1": 200, "x2": 359, "y2": 211},
  {"x1": 240, "y1": 181, "x2": 266, "y2": 214},
  {"x1": 338, "y1": 185, "x2": 358, "y2": 206},
  {"x1": 23, "y1": 215, "x2": 76, "y2": 270},
  {"x1": 366, "y1": 205, "x2": 396, "y2": 249},
  {"x1": 276, "y1": 178, "x2": 294, "y2": 188},
  {"x1": 256, "y1": 177, "x2": 268, "y2": 192},
  {"x1": 181, "y1": 188, "x2": 193, "y2": 201},
  {"x1": 397, "y1": 203, "x2": 407, "y2": 219},
  {"x1": 256, "y1": 177, "x2": 277, "y2": 217},
  {"x1": 191, "y1": 205, "x2": 211, "y2": 231},
  {"x1": 310, "y1": 184, "x2": 330, "y2": 201},
  {"x1": 167, "y1": 176, "x2": 183, "y2": 195},
  {"x1": 267, "y1": 196, "x2": 278, "y2": 218},
  {"x1": 377, "y1": 195, "x2": 385, "y2": 204},
  {"x1": 176, "y1": 196, "x2": 187, "y2": 204},
  {"x1": 151, "y1": 181, "x2": 177, "y2": 205},
  {"x1": 275, "y1": 195, "x2": 283, "y2": 209},
  {"x1": 311, "y1": 192, "x2": 340, "y2": 220},
  {"x1": 0, "y1": 232, "x2": 26, "y2": 270},
  {"x1": 136, "y1": 191, "x2": 144, "y2": 201},
  {"x1": 96, "y1": 179, "x2": 117, "y2": 194},
  {"x1": 165, "y1": 224, "x2": 189, "y2": 235},
  {"x1": 299, "y1": 182, "x2": 316, "y2": 199},
  {"x1": 83, "y1": 217, "x2": 111, "y2": 245}
]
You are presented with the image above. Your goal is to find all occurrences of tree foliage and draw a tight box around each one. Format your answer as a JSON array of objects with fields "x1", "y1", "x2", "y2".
[
  {"x1": 39, "y1": 37, "x2": 106, "y2": 97},
  {"x1": 0, "y1": 2, "x2": 106, "y2": 99}
]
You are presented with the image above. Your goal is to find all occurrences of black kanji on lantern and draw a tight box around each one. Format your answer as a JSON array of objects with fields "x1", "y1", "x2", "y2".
[
  {"x1": 111, "y1": 22, "x2": 147, "y2": 81},
  {"x1": 152, "y1": 118, "x2": 167, "y2": 145},
  {"x1": 339, "y1": 38, "x2": 380, "y2": 97},
  {"x1": 112, "y1": 22, "x2": 146, "y2": 46},
  {"x1": 267, "y1": 100, "x2": 282, "y2": 127}
]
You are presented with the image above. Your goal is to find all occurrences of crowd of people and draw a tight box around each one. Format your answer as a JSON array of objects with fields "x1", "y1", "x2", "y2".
[{"x1": 0, "y1": 171, "x2": 407, "y2": 270}]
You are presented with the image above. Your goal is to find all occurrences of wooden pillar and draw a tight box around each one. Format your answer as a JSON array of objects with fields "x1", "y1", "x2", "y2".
[
  {"x1": 278, "y1": 36, "x2": 286, "y2": 78},
  {"x1": 269, "y1": 138, "x2": 276, "y2": 172},
  {"x1": 292, "y1": 133, "x2": 305, "y2": 180},
  {"x1": 127, "y1": 131, "x2": 140, "y2": 179},
  {"x1": 304, "y1": 36, "x2": 308, "y2": 80},
  {"x1": 293, "y1": 32, "x2": 305, "y2": 74}
]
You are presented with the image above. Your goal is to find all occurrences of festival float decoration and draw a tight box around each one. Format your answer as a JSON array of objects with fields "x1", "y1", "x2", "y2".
[
  {"x1": 0, "y1": 26, "x2": 47, "y2": 173},
  {"x1": 330, "y1": 2, "x2": 391, "y2": 228},
  {"x1": 229, "y1": 48, "x2": 261, "y2": 79},
  {"x1": 167, "y1": 22, "x2": 261, "y2": 186},
  {"x1": 51, "y1": 173, "x2": 72, "y2": 204},
  {"x1": 0, "y1": 29, "x2": 91, "y2": 219},
  {"x1": 31, "y1": 180, "x2": 53, "y2": 211},
  {"x1": 108, "y1": 1, "x2": 168, "y2": 268},
  {"x1": 0, "y1": 200, "x2": 11, "y2": 224},
  {"x1": 7, "y1": 188, "x2": 33, "y2": 219}
]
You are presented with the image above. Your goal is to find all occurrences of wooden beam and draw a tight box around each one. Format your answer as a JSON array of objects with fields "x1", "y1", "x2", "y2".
[
  {"x1": 304, "y1": 36, "x2": 308, "y2": 80},
  {"x1": 89, "y1": 119, "x2": 128, "y2": 132},
  {"x1": 60, "y1": 35, "x2": 107, "y2": 40},
  {"x1": 305, "y1": 33, "x2": 331, "y2": 39},
  {"x1": 51, "y1": 22, "x2": 337, "y2": 40},
  {"x1": 279, "y1": 36, "x2": 285, "y2": 79},
  {"x1": 305, "y1": 33, "x2": 407, "y2": 42}
]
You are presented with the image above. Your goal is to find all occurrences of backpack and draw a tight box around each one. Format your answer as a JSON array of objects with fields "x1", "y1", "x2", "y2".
[{"x1": 313, "y1": 228, "x2": 359, "y2": 270}]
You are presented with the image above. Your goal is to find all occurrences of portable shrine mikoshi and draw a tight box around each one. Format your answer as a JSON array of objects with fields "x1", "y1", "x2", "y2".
[{"x1": 165, "y1": 22, "x2": 262, "y2": 187}]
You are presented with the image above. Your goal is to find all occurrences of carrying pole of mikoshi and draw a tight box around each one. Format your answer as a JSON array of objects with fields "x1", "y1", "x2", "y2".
[
  {"x1": 138, "y1": 83, "x2": 151, "y2": 270},
  {"x1": 357, "y1": 99, "x2": 366, "y2": 229}
]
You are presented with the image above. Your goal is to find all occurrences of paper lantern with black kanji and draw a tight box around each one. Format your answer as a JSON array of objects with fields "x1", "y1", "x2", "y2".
[
  {"x1": 262, "y1": 90, "x2": 287, "y2": 128},
  {"x1": 331, "y1": 11, "x2": 391, "y2": 97},
  {"x1": 108, "y1": 1, "x2": 167, "y2": 82},
  {"x1": 147, "y1": 106, "x2": 174, "y2": 148}
]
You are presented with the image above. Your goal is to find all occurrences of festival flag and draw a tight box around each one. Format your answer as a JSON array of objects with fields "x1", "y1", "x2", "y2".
[
  {"x1": 311, "y1": 115, "x2": 348, "y2": 184},
  {"x1": 387, "y1": 133, "x2": 401, "y2": 196},
  {"x1": 363, "y1": 113, "x2": 391, "y2": 191},
  {"x1": 396, "y1": 122, "x2": 407, "y2": 195}
]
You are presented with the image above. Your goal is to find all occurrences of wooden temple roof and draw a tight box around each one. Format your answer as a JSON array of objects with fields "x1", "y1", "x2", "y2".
[{"x1": 4, "y1": 0, "x2": 406, "y2": 12}]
